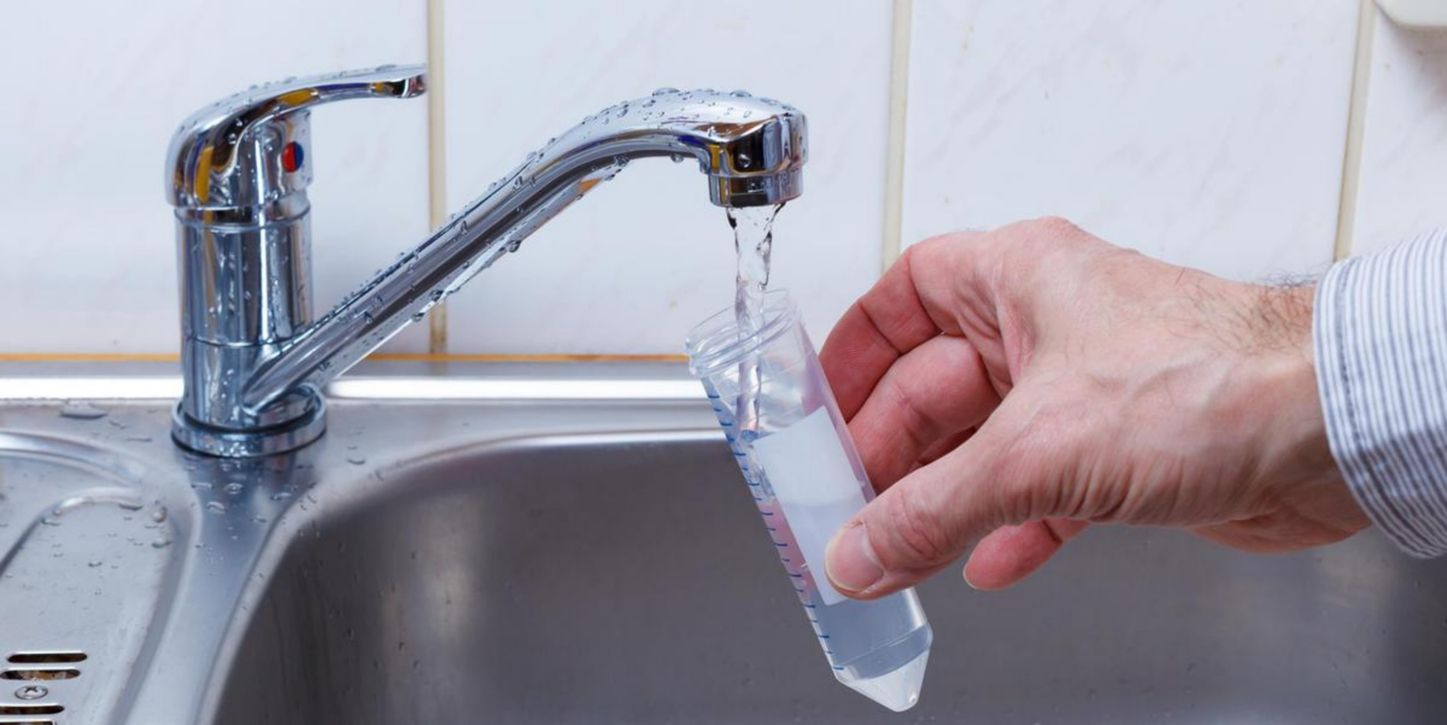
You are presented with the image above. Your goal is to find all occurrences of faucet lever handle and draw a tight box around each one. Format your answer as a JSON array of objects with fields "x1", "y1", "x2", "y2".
[{"x1": 165, "y1": 65, "x2": 427, "y2": 210}]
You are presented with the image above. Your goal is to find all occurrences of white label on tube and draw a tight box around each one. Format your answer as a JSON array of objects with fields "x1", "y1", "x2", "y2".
[{"x1": 751, "y1": 407, "x2": 869, "y2": 606}]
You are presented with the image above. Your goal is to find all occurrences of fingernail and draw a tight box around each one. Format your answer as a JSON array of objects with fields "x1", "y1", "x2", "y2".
[
  {"x1": 962, "y1": 568, "x2": 980, "y2": 590},
  {"x1": 826, "y1": 523, "x2": 884, "y2": 593}
]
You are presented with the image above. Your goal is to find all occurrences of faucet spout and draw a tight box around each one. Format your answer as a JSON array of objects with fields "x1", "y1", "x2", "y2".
[{"x1": 230, "y1": 89, "x2": 805, "y2": 441}]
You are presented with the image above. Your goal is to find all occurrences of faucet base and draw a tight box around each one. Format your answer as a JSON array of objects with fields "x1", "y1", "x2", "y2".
[{"x1": 171, "y1": 396, "x2": 327, "y2": 458}]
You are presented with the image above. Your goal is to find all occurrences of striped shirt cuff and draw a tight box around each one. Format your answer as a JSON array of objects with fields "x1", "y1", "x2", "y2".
[{"x1": 1315, "y1": 228, "x2": 1447, "y2": 557}]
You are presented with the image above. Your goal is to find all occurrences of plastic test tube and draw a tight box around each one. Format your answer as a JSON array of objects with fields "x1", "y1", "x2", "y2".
[{"x1": 686, "y1": 290, "x2": 932, "y2": 712}]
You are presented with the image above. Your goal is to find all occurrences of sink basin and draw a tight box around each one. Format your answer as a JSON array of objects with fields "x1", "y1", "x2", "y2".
[
  {"x1": 217, "y1": 411, "x2": 1447, "y2": 723},
  {"x1": 3, "y1": 363, "x2": 1446, "y2": 724}
]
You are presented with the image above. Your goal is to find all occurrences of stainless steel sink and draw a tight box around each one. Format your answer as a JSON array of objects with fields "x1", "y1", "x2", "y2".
[{"x1": 2, "y1": 363, "x2": 1446, "y2": 724}]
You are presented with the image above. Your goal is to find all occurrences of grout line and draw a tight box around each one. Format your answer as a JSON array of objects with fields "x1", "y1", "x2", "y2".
[
  {"x1": 0, "y1": 352, "x2": 688, "y2": 364},
  {"x1": 880, "y1": 0, "x2": 915, "y2": 271},
  {"x1": 425, "y1": 0, "x2": 450, "y2": 352},
  {"x1": 0, "y1": 353, "x2": 180, "y2": 363},
  {"x1": 1333, "y1": 0, "x2": 1378, "y2": 262}
]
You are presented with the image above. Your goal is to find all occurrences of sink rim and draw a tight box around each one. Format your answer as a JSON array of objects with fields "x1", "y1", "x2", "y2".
[{"x1": 0, "y1": 361, "x2": 707, "y2": 403}]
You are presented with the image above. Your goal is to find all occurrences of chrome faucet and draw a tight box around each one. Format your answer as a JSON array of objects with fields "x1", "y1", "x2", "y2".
[{"x1": 165, "y1": 65, "x2": 807, "y2": 457}]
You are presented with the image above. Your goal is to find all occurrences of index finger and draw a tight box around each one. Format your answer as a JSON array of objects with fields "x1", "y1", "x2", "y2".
[{"x1": 819, "y1": 233, "x2": 982, "y2": 419}]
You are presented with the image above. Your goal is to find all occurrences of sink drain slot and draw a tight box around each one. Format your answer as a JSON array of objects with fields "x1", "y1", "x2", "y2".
[
  {"x1": 0, "y1": 670, "x2": 77, "y2": 681},
  {"x1": 0, "y1": 703, "x2": 63, "y2": 715},
  {"x1": 4, "y1": 653, "x2": 84, "y2": 665}
]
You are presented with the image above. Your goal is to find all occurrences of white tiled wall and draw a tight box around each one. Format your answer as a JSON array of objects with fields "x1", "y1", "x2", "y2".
[
  {"x1": 1352, "y1": 12, "x2": 1447, "y2": 255},
  {"x1": 901, "y1": 0, "x2": 1359, "y2": 282},
  {"x1": 439, "y1": 1, "x2": 893, "y2": 354},
  {"x1": 0, "y1": 1, "x2": 430, "y2": 353},
  {"x1": 2, "y1": 1, "x2": 1440, "y2": 357}
]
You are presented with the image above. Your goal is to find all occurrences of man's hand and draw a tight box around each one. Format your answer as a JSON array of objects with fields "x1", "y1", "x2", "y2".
[{"x1": 820, "y1": 218, "x2": 1367, "y2": 599}]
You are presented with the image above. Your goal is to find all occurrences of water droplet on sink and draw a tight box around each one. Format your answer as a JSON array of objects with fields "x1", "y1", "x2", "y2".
[
  {"x1": 59, "y1": 402, "x2": 107, "y2": 420},
  {"x1": 347, "y1": 455, "x2": 366, "y2": 465},
  {"x1": 223, "y1": 482, "x2": 244, "y2": 496},
  {"x1": 671, "y1": 153, "x2": 686, "y2": 164},
  {"x1": 270, "y1": 491, "x2": 293, "y2": 501},
  {"x1": 118, "y1": 500, "x2": 144, "y2": 511},
  {"x1": 151, "y1": 537, "x2": 172, "y2": 549},
  {"x1": 730, "y1": 89, "x2": 752, "y2": 98},
  {"x1": 652, "y1": 87, "x2": 677, "y2": 96},
  {"x1": 737, "y1": 153, "x2": 752, "y2": 168},
  {"x1": 40, "y1": 516, "x2": 61, "y2": 527},
  {"x1": 88, "y1": 560, "x2": 103, "y2": 568},
  {"x1": 151, "y1": 506, "x2": 168, "y2": 523},
  {"x1": 206, "y1": 501, "x2": 227, "y2": 515},
  {"x1": 410, "y1": 311, "x2": 425, "y2": 322}
]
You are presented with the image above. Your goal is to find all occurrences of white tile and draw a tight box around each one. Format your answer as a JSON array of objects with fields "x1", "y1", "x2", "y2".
[
  {"x1": 901, "y1": 0, "x2": 1358, "y2": 282},
  {"x1": 1351, "y1": 12, "x2": 1447, "y2": 256},
  {"x1": 0, "y1": 1, "x2": 429, "y2": 353},
  {"x1": 440, "y1": 0, "x2": 893, "y2": 354}
]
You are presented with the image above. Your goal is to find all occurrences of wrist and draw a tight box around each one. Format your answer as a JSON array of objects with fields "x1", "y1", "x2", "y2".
[{"x1": 1247, "y1": 283, "x2": 1343, "y2": 492}]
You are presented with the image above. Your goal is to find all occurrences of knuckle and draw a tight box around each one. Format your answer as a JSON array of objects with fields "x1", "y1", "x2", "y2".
[
  {"x1": 1029, "y1": 215, "x2": 1084, "y2": 239},
  {"x1": 877, "y1": 487, "x2": 955, "y2": 569},
  {"x1": 986, "y1": 217, "x2": 1092, "y2": 282},
  {"x1": 907, "y1": 233, "x2": 963, "y2": 264}
]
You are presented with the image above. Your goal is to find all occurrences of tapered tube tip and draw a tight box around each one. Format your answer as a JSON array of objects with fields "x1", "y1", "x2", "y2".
[{"x1": 837, "y1": 648, "x2": 929, "y2": 712}]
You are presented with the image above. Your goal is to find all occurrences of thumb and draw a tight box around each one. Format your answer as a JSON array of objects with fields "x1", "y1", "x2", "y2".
[{"x1": 824, "y1": 418, "x2": 1030, "y2": 599}]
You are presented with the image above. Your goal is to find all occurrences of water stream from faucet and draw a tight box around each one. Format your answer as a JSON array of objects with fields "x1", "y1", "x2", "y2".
[{"x1": 727, "y1": 204, "x2": 784, "y2": 434}]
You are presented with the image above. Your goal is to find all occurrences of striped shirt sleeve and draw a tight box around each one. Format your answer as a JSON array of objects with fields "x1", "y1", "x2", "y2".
[{"x1": 1315, "y1": 227, "x2": 1447, "y2": 557}]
